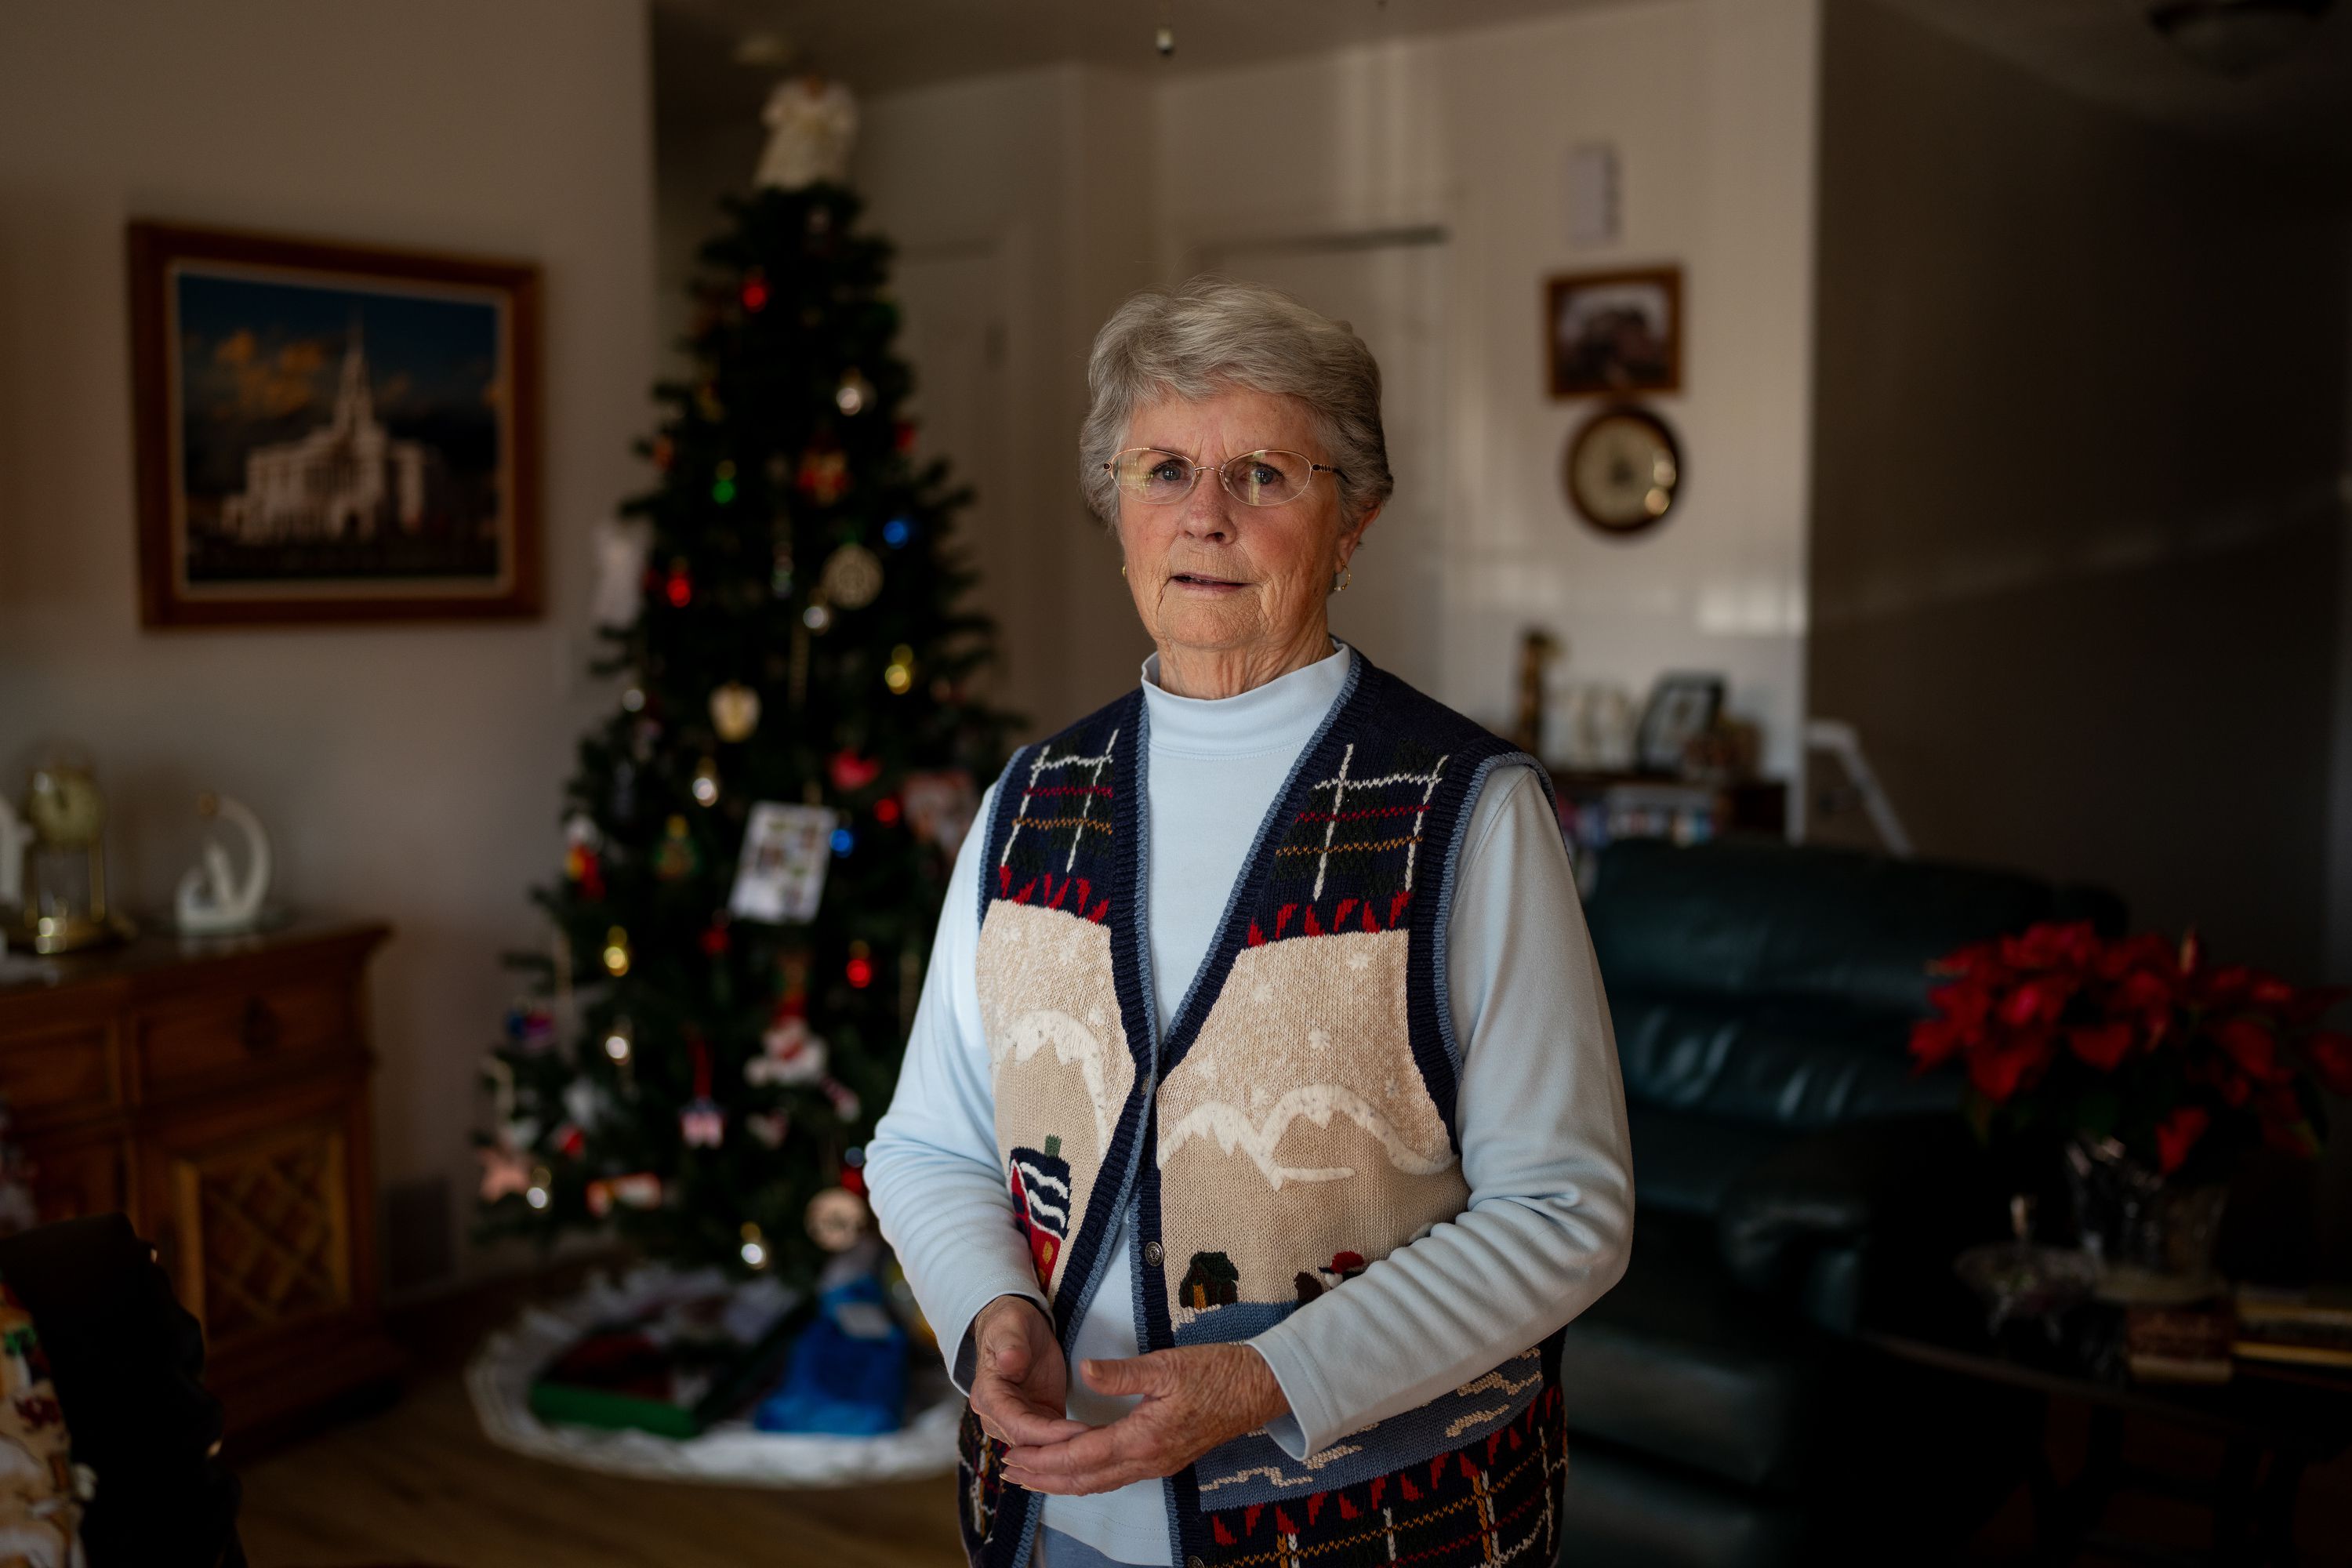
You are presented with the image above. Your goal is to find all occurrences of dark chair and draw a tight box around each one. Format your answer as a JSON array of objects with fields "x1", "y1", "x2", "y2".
[
  {"x1": 1555, "y1": 837, "x2": 2123, "y2": 1567},
  {"x1": 0, "y1": 1213, "x2": 244, "y2": 1567}
]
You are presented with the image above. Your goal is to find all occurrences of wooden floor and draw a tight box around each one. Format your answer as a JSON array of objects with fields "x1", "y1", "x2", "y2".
[
  {"x1": 232, "y1": 1265, "x2": 2352, "y2": 1568},
  {"x1": 236, "y1": 1370, "x2": 967, "y2": 1568},
  {"x1": 234, "y1": 1261, "x2": 968, "y2": 1568}
]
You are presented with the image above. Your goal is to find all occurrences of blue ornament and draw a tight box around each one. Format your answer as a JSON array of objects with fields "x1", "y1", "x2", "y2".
[
  {"x1": 831, "y1": 826, "x2": 855, "y2": 856},
  {"x1": 881, "y1": 517, "x2": 913, "y2": 549}
]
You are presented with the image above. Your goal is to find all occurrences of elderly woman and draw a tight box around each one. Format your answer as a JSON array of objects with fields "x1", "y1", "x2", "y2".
[{"x1": 867, "y1": 277, "x2": 1632, "y2": 1568}]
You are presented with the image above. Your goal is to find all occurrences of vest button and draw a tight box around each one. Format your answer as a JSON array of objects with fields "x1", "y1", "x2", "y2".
[
  {"x1": 1187, "y1": 1557, "x2": 1205, "y2": 1568},
  {"x1": 1144, "y1": 1241, "x2": 1164, "y2": 1267}
]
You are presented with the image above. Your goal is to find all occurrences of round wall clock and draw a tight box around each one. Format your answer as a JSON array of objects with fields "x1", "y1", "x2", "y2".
[{"x1": 1563, "y1": 405, "x2": 1682, "y2": 535}]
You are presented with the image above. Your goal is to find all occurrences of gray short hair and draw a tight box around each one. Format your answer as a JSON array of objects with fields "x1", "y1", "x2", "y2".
[{"x1": 1079, "y1": 276, "x2": 1393, "y2": 528}]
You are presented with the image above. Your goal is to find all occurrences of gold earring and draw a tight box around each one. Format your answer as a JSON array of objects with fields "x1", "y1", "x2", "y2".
[
  {"x1": 1333, "y1": 564, "x2": 1352, "y2": 593},
  {"x1": 1120, "y1": 564, "x2": 1127, "y2": 579}
]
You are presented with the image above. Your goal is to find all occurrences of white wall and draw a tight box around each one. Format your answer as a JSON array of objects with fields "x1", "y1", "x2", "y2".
[
  {"x1": 843, "y1": 0, "x2": 1820, "y2": 763},
  {"x1": 1156, "y1": 0, "x2": 1819, "y2": 763},
  {"x1": 0, "y1": 0, "x2": 656, "y2": 1292}
]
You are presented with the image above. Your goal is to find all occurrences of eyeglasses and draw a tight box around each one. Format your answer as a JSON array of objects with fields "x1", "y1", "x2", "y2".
[{"x1": 1106, "y1": 447, "x2": 1345, "y2": 507}]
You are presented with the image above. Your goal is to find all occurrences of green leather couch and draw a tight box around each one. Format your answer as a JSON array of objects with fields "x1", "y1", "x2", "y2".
[{"x1": 1554, "y1": 837, "x2": 2123, "y2": 1566}]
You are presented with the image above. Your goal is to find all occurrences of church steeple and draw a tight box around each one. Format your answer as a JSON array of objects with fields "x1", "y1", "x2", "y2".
[{"x1": 332, "y1": 315, "x2": 373, "y2": 434}]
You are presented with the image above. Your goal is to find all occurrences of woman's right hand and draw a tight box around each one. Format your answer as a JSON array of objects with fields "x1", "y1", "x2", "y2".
[{"x1": 971, "y1": 1294, "x2": 1090, "y2": 1447}]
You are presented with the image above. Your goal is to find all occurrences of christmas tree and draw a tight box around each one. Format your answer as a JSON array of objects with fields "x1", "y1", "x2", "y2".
[{"x1": 477, "y1": 167, "x2": 1014, "y2": 1290}]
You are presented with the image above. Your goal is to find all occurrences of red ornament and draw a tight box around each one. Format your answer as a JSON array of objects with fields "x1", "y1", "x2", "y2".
[
  {"x1": 894, "y1": 419, "x2": 917, "y2": 455},
  {"x1": 565, "y1": 843, "x2": 605, "y2": 901},
  {"x1": 795, "y1": 445, "x2": 849, "y2": 506},
  {"x1": 873, "y1": 797, "x2": 902, "y2": 826},
  {"x1": 665, "y1": 564, "x2": 693, "y2": 608},
  {"x1": 829, "y1": 750, "x2": 882, "y2": 793},
  {"x1": 555, "y1": 1124, "x2": 586, "y2": 1159},
  {"x1": 845, "y1": 955, "x2": 874, "y2": 989},
  {"x1": 741, "y1": 270, "x2": 769, "y2": 313},
  {"x1": 701, "y1": 916, "x2": 731, "y2": 956}
]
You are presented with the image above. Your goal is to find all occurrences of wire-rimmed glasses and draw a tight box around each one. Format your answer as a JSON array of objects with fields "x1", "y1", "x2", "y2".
[{"x1": 1106, "y1": 447, "x2": 1345, "y2": 507}]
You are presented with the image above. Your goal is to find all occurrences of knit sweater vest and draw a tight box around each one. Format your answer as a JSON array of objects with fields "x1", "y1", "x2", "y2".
[{"x1": 956, "y1": 655, "x2": 1570, "y2": 1568}]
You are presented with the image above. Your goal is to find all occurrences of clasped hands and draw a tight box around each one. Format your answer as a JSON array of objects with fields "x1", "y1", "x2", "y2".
[{"x1": 968, "y1": 1294, "x2": 1290, "y2": 1496}]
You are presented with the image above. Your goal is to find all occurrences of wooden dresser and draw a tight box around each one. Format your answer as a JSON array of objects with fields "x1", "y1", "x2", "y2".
[{"x1": 0, "y1": 916, "x2": 403, "y2": 1435}]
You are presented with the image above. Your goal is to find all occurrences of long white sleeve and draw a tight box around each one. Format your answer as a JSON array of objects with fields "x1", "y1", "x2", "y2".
[
  {"x1": 866, "y1": 779, "x2": 1049, "y2": 1392},
  {"x1": 1247, "y1": 766, "x2": 1635, "y2": 1457}
]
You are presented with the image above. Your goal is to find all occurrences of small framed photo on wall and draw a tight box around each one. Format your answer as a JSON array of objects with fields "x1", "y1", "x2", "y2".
[
  {"x1": 127, "y1": 221, "x2": 543, "y2": 627},
  {"x1": 1545, "y1": 265, "x2": 1682, "y2": 398}
]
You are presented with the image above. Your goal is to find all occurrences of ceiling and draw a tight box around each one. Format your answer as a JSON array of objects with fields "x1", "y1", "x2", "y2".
[
  {"x1": 1874, "y1": 0, "x2": 2352, "y2": 158},
  {"x1": 655, "y1": 0, "x2": 2352, "y2": 158},
  {"x1": 652, "y1": 0, "x2": 1635, "y2": 129}
]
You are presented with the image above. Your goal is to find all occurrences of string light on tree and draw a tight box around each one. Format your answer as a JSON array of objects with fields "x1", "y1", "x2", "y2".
[
  {"x1": 601, "y1": 925, "x2": 631, "y2": 978},
  {"x1": 602, "y1": 1018, "x2": 633, "y2": 1065},
  {"x1": 691, "y1": 756, "x2": 722, "y2": 807}
]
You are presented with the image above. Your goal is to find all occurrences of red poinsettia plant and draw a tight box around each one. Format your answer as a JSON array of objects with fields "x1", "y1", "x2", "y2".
[{"x1": 1910, "y1": 922, "x2": 2352, "y2": 1184}]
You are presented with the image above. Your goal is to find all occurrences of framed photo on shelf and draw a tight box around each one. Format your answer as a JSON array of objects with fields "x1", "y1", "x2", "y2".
[
  {"x1": 127, "y1": 220, "x2": 543, "y2": 627},
  {"x1": 1635, "y1": 672, "x2": 1725, "y2": 775},
  {"x1": 1545, "y1": 264, "x2": 1682, "y2": 398}
]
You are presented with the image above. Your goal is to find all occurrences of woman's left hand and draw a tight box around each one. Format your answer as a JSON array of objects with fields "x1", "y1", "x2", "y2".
[{"x1": 1000, "y1": 1345, "x2": 1290, "y2": 1496}]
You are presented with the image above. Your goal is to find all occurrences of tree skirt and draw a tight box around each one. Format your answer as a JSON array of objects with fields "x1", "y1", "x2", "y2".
[{"x1": 466, "y1": 1264, "x2": 961, "y2": 1487}]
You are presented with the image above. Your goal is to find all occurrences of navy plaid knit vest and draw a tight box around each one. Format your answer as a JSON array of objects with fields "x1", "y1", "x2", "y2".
[{"x1": 956, "y1": 654, "x2": 1570, "y2": 1568}]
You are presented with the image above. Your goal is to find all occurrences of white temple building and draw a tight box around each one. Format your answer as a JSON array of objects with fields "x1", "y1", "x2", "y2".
[{"x1": 220, "y1": 328, "x2": 450, "y2": 543}]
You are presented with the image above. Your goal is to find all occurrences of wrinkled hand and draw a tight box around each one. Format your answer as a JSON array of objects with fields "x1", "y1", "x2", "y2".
[
  {"x1": 1002, "y1": 1345, "x2": 1290, "y2": 1497},
  {"x1": 970, "y1": 1295, "x2": 1087, "y2": 1448}
]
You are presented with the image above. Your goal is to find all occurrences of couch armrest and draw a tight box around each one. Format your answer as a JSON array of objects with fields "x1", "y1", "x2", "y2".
[{"x1": 1716, "y1": 1116, "x2": 2002, "y2": 1332}]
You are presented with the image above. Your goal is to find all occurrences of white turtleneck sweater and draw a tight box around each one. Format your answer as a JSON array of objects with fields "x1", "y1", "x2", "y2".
[{"x1": 868, "y1": 642, "x2": 1633, "y2": 1565}]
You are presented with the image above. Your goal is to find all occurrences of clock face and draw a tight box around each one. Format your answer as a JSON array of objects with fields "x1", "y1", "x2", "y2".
[
  {"x1": 25, "y1": 767, "x2": 105, "y2": 847},
  {"x1": 1565, "y1": 407, "x2": 1682, "y2": 535}
]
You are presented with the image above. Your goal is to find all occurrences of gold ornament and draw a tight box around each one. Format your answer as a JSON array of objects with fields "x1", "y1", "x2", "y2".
[
  {"x1": 883, "y1": 642, "x2": 916, "y2": 696},
  {"x1": 805, "y1": 1186, "x2": 871, "y2": 1252},
  {"x1": 818, "y1": 543, "x2": 884, "y2": 610},
  {"x1": 710, "y1": 681, "x2": 762, "y2": 743}
]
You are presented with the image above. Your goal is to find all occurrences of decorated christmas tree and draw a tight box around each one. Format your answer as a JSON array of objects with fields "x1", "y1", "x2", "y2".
[{"x1": 477, "y1": 93, "x2": 1013, "y2": 1293}]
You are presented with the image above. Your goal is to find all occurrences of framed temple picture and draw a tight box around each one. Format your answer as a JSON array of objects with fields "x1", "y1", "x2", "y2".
[
  {"x1": 1544, "y1": 265, "x2": 1682, "y2": 398},
  {"x1": 127, "y1": 221, "x2": 543, "y2": 627}
]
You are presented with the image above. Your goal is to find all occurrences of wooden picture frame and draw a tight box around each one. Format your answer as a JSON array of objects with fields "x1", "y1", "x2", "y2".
[
  {"x1": 128, "y1": 221, "x2": 543, "y2": 627},
  {"x1": 1544, "y1": 265, "x2": 1682, "y2": 399}
]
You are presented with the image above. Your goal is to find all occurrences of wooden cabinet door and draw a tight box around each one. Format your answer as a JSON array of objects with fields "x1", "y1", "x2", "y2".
[
  {"x1": 28, "y1": 1135, "x2": 128, "y2": 1224},
  {"x1": 139, "y1": 1074, "x2": 366, "y2": 1355}
]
